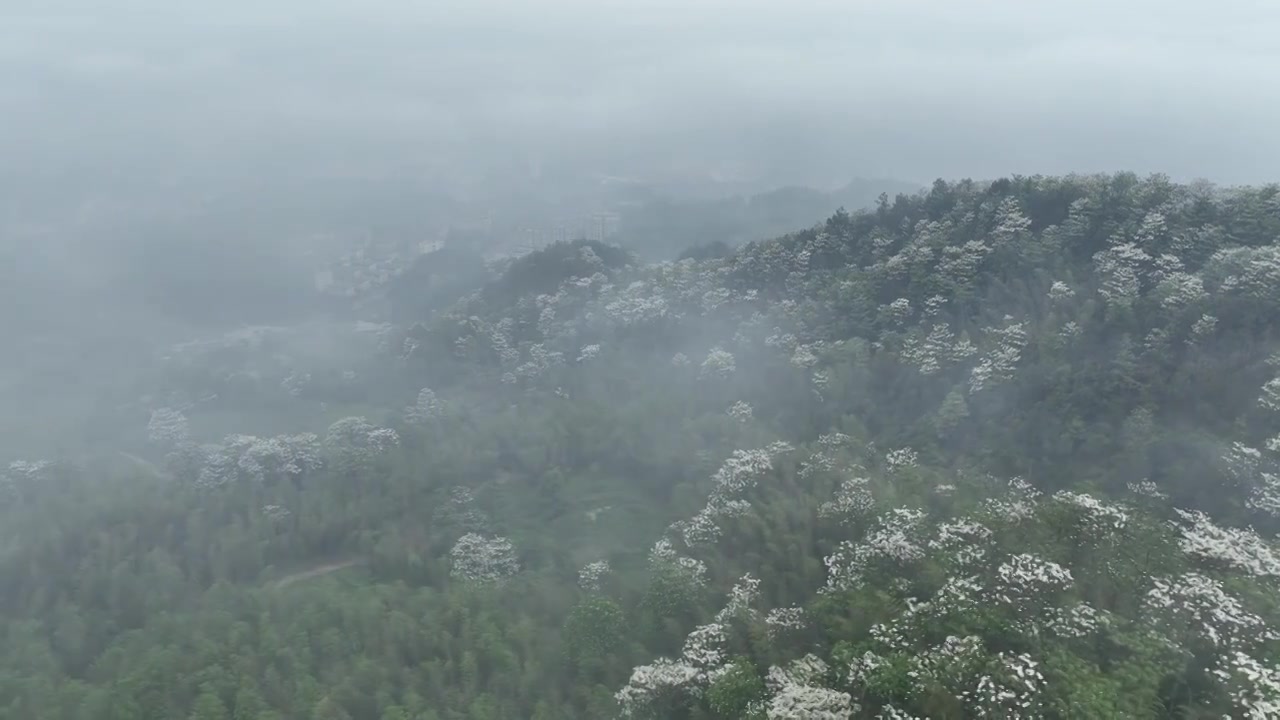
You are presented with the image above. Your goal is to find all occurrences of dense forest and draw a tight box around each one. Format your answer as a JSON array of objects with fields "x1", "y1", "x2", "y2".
[{"x1": 4, "y1": 173, "x2": 1280, "y2": 719}]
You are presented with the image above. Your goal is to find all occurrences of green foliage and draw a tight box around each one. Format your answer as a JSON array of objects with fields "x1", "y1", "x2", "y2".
[
  {"x1": 3, "y1": 173, "x2": 1280, "y2": 718},
  {"x1": 705, "y1": 658, "x2": 767, "y2": 719},
  {"x1": 563, "y1": 597, "x2": 626, "y2": 675}
]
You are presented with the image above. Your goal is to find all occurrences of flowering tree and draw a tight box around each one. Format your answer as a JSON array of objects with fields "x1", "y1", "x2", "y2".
[
  {"x1": 147, "y1": 407, "x2": 190, "y2": 447},
  {"x1": 449, "y1": 533, "x2": 519, "y2": 584},
  {"x1": 403, "y1": 387, "x2": 442, "y2": 424}
]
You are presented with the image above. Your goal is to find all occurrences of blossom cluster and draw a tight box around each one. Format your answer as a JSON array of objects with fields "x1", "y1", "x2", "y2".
[
  {"x1": 818, "y1": 476, "x2": 875, "y2": 524},
  {"x1": 714, "y1": 573, "x2": 761, "y2": 623},
  {"x1": 1212, "y1": 651, "x2": 1280, "y2": 719},
  {"x1": 765, "y1": 607, "x2": 807, "y2": 637},
  {"x1": 649, "y1": 538, "x2": 708, "y2": 589},
  {"x1": 194, "y1": 432, "x2": 323, "y2": 489},
  {"x1": 978, "y1": 477, "x2": 1042, "y2": 523},
  {"x1": 823, "y1": 508, "x2": 929, "y2": 593},
  {"x1": 678, "y1": 444, "x2": 791, "y2": 547},
  {"x1": 147, "y1": 407, "x2": 190, "y2": 446},
  {"x1": 969, "y1": 320, "x2": 1027, "y2": 393},
  {"x1": 1173, "y1": 509, "x2": 1280, "y2": 578},
  {"x1": 929, "y1": 518, "x2": 993, "y2": 567},
  {"x1": 578, "y1": 560, "x2": 611, "y2": 593},
  {"x1": 727, "y1": 401, "x2": 754, "y2": 423},
  {"x1": 449, "y1": 533, "x2": 520, "y2": 584},
  {"x1": 764, "y1": 655, "x2": 854, "y2": 720},
  {"x1": 403, "y1": 387, "x2": 442, "y2": 424},
  {"x1": 1143, "y1": 572, "x2": 1277, "y2": 649},
  {"x1": 700, "y1": 347, "x2": 737, "y2": 378}
]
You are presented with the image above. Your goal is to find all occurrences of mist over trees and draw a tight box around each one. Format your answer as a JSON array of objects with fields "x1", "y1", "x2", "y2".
[
  {"x1": 4, "y1": 2, "x2": 1280, "y2": 719},
  {"x1": 2, "y1": 172, "x2": 1280, "y2": 718}
]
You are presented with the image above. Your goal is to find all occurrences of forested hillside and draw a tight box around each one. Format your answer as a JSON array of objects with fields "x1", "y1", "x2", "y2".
[{"x1": 4, "y1": 173, "x2": 1280, "y2": 719}]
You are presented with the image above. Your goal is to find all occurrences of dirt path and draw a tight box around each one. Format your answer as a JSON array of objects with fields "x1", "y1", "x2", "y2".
[{"x1": 272, "y1": 559, "x2": 360, "y2": 589}]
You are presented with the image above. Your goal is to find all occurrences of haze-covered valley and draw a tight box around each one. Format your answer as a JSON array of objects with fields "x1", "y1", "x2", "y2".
[{"x1": 3, "y1": 2, "x2": 1280, "y2": 719}]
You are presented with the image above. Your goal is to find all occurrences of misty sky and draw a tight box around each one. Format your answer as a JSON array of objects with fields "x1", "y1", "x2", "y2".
[{"x1": 3, "y1": 0, "x2": 1279, "y2": 194}]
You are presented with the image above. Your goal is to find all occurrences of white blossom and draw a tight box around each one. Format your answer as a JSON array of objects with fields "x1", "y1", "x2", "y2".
[
  {"x1": 884, "y1": 447, "x2": 918, "y2": 471},
  {"x1": 963, "y1": 652, "x2": 1045, "y2": 718},
  {"x1": 876, "y1": 706, "x2": 924, "y2": 720},
  {"x1": 604, "y1": 281, "x2": 670, "y2": 327},
  {"x1": 902, "y1": 324, "x2": 961, "y2": 375},
  {"x1": 616, "y1": 657, "x2": 700, "y2": 717},
  {"x1": 1213, "y1": 651, "x2": 1280, "y2": 719},
  {"x1": 1050, "y1": 490, "x2": 1129, "y2": 532},
  {"x1": 823, "y1": 508, "x2": 928, "y2": 593},
  {"x1": 1045, "y1": 602, "x2": 1110, "y2": 639},
  {"x1": 1261, "y1": 378, "x2": 1280, "y2": 413},
  {"x1": 617, "y1": 619, "x2": 736, "y2": 714},
  {"x1": 147, "y1": 407, "x2": 190, "y2": 446},
  {"x1": 649, "y1": 539, "x2": 708, "y2": 589},
  {"x1": 979, "y1": 477, "x2": 1042, "y2": 523},
  {"x1": 1224, "y1": 442, "x2": 1264, "y2": 486},
  {"x1": 1094, "y1": 242, "x2": 1151, "y2": 308},
  {"x1": 4, "y1": 459, "x2": 52, "y2": 484},
  {"x1": 708, "y1": 445, "x2": 785, "y2": 502},
  {"x1": 403, "y1": 387, "x2": 442, "y2": 424},
  {"x1": 790, "y1": 344, "x2": 819, "y2": 369},
  {"x1": 700, "y1": 287, "x2": 733, "y2": 313},
  {"x1": 1127, "y1": 479, "x2": 1168, "y2": 500},
  {"x1": 1250, "y1": 473, "x2": 1280, "y2": 518},
  {"x1": 991, "y1": 554, "x2": 1074, "y2": 622},
  {"x1": 679, "y1": 508, "x2": 725, "y2": 547},
  {"x1": 1173, "y1": 509, "x2": 1280, "y2": 577},
  {"x1": 700, "y1": 347, "x2": 737, "y2": 378},
  {"x1": 579, "y1": 560, "x2": 611, "y2": 592},
  {"x1": 818, "y1": 476, "x2": 875, "y2": 524},
  {"x1": 1156, "y1": 271, "x2": 1207, "y2": 310},
  {"x1": 1189, "y1": 313, "x2": 1218, "y2": 342},
  {"x1": 1143, "y1": 572, "x2": 1277, "y2": 649},
  {"x1": 715, "y1": 574, "x2": 762, "y2": 623},
  {"x1": 577, "y1": 343, "x2": 601, "y2": 362},
  {"x1": 969, "y1": 321, "x2": 1027, "y2": 393},
  {"x1": 765, "y1": 683, "x2": 854, "y2": 720},
  {"x1": 193, "y1": 432, "x2": 321, "y2": 488},
  {"x1": 883, "y1": 298, "x2": 913, "y2": 326},
  {"x1": 1047, "y1": 281, "x2": 1075, "y2": 302},
  {"x1": 923, "y1": 295, "x2": 948, "y2": 317},
  {"x1": 261, "y1": 504, "x2": 291, "y2": 521},
  {"x1": 930, "y1": 518, "x2": 993, "y2": 567},
  {"x1": 671, "y1": 352, "x2": 691, "y2": 367},
  {"x1": 325, "y1": 417, "x2": 399, "y2": 458},
  {"x1": 727, "y1": 401, "x2": 754, "y2": 423},
  {"x1": 764, "y1": 655, "x2": 852, "y2": 719},
  {"x1": 937, "y1": 240, "x2": 991, "y2": 292},
  {"x1": 681, "y1": 622, "x2": 731, "y2": 684},
  {"x1": 1206, "y1": 246, "x2": 1280, "y2": 301},
  {"x1": 990, "y1": 197, "x2": 1031, "y2": 250},
  {"x1": 909, "y1": 635, "x2": 987, "y2": 697},
  {"x1": 450, "y1": 533, "x2": 520, "y2": 584},
  {"x1": 765, "y1": 607, "x2": 807, "y2": 637},
  {"x1": 691, "y1": 446, "x2": 783, "y2": 534}
]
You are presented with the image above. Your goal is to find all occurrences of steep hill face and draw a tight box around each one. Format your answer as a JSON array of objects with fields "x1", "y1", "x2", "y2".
[{"x1": 3, "y1": 173, "x2": 1280, "y2": 719}]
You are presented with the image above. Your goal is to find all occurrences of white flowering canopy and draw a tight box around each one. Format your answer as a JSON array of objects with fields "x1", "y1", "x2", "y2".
[
  {"x1": 147, "y1": 407, "x2": 190, "y2": 446},
  {"x1": 450, "y1": 533, "x2": 520, "y2": 584},
  {"x1": 404, "y1": 387, "x2": 442, "y2": 424},
  {"x1": 700, "y1": 347, "x2": 737, "y2": 378}
]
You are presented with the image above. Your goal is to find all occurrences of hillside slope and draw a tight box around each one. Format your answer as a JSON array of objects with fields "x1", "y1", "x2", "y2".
[{"x1": 2, "y1": 173, "x2": 1280, "y2": 719}]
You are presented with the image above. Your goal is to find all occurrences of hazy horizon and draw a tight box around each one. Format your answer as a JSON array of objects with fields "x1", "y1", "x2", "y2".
[{"x1": 3, "y1": 0, "x2": 1278, "y2": 199}]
